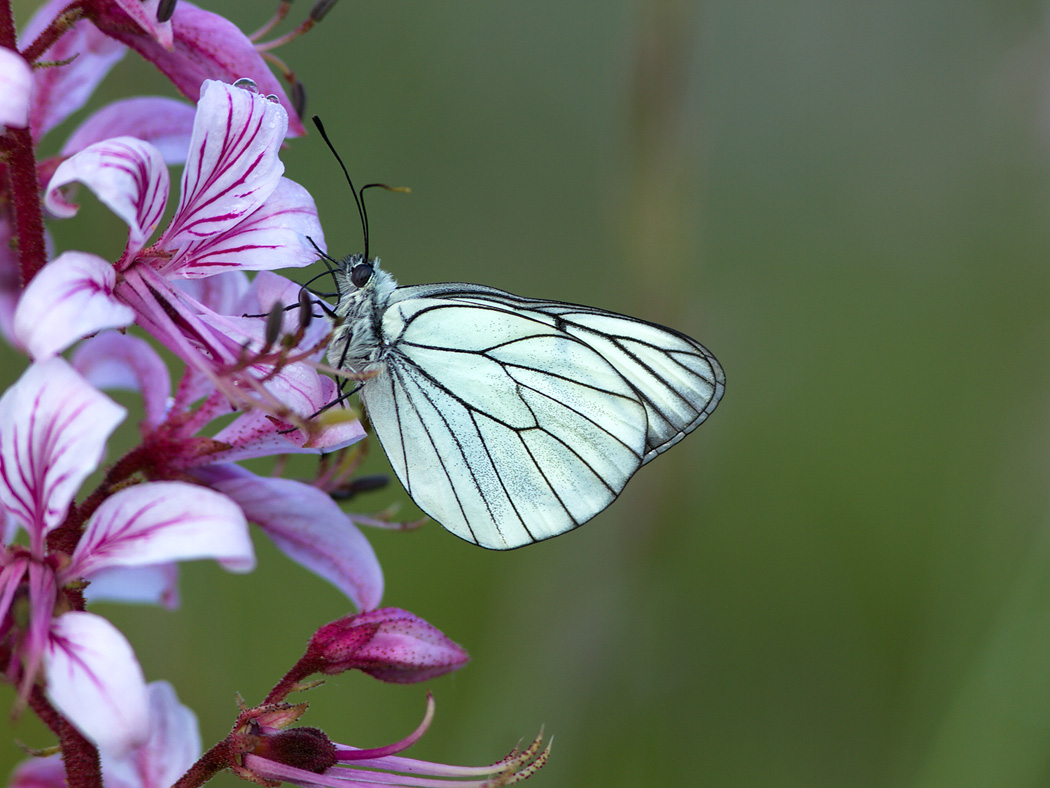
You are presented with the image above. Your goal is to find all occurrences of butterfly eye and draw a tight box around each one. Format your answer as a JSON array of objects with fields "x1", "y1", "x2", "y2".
[{"x1": 350, "y1": 262, "x2": 374, "y2": 288}]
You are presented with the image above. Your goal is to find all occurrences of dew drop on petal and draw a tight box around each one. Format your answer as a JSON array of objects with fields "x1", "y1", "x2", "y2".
[
  {"x1": 265, "y1": 94, "x2": 280, "y2": 104},
  {"x1": 233, "y1": 78, "x2": 259, "y2": 93}
]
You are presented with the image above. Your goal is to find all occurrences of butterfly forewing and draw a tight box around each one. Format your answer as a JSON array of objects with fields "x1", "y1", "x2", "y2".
[{"x1": 357, "y1": 283, "x2": 724, "y2": 549}]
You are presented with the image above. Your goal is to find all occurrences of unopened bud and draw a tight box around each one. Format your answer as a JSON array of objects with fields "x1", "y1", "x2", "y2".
[
  {"x1": 308, "y1": 608, "x2": 469, "y2": 683},
  {"x1": 252, "y1": 727, "x2": 336, "y2": 774}
]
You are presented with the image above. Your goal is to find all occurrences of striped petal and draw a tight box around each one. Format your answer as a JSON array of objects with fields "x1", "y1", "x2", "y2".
[
  {"x1": 45, "y1": 137, "x2": 169, "y2": 256},
  {"x1": 14, "y1": 252, "x2": 135, "y2": 359},
  {"x1": 160, "y1": 80, "x2": 287, "y2": 260},
  {"x1": 0, "y1": 358, "x2": 125, "y2": 543},
  {"x1": 67, "y1": 481, "x2": 255, "y2": 579}
]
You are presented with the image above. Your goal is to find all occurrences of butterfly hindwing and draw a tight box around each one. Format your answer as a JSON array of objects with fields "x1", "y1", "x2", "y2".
[{"x1": 359, "y1": 284, "x2": 724, "y2": 549}]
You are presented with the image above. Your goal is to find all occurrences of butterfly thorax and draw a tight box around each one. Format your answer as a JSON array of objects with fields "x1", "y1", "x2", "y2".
[{"x1": 327, "y1": 254, "x2": 398, "y2": 374}]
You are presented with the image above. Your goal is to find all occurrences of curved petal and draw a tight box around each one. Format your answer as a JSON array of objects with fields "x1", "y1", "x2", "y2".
[
  {"x1": 0, "y1": 47, "x2": 32, "y2": 129},
  {"x1": 13, "y1": 252, "x2": 135, "y2": 359},
  {"x1": 7, "y1": 754, "x2": 66, "y2": 788},
  {"x1": 62, "y1": 97, "x2": 196, "y2": 162},
  {"x1": 199, "y1": 465, "x2": 383, "y2": 610},
  {"x1": 84, "y1": 564, "x2": 181, "y2": 610},
  {"x1": 159, "y1": 80, "x2": 288, "y2": 259},
  {"x1": 171, "y1": 178, "x2": 324, "y2": 277},
  {"x1": 72, "y1": 332, "x2": 172, "y2": 431},
  {"x1": 0, "y1": 359, "x2": 125, "y2": 542},
  {"x1": 45, "y1": 137, "x2": 169, "y2": 256},
  {"x1": 103, "y1": 681, "x2": 201, "y2": 788},
  {"x1": 45, "y1": 612, "x2": 149, "y2": 757},
  {"x1": 68, "y1": 481, "x2": 255, "y2": 579},
  {"x1": 20, "y1": 0, "x2": 127, "y2": 139},
  {"x1": 90, "y1": 2, "x2": 305, "y2": 136}
]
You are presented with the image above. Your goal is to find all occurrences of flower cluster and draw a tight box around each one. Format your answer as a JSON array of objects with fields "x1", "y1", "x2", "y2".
[{"x1": 0, "y1": 2, "x2": 547, "y2": 787}]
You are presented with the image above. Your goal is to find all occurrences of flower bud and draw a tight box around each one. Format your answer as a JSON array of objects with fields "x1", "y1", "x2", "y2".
[
  {"x1": 252, "y1": 726, "x2": 337, "y2": 774},
  {"x1": 308, "y1": 608, "x2": 469, "y2": 683}
]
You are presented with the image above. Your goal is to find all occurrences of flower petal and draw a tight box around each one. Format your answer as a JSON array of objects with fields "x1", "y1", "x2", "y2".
[
  {"x1": 45, "y1": 612, "x2": 150, "y2": 757},
  {"x1": 0, "y1": 47, "x2": 32, "y2": 129},
  {"x1": 103, "y1": 681, "x2": 201, "y2": 788},
  {"x1": 45, "y1": 138, "x2": 169, "y2": 255},
  {"x1": 160, "y1": 80, "x2": 287, "y2": 258},
  {"x1": 84, "y1": 564, "x2": 181, "y2": 609},
  {"x1": 170, "y1": 178, "x2": 324, "y2": 277},
  {"x1": 14, "y1": 252, "x2": 135, "y2": 359},
  {"x1": 198, "y1": 465, "x2": 383, "y2": 610},
  {"x1": 72, "y1": 332, "x2": 172, "y2": 431},
  {"x1": 0, "y1": 358, "x2": 125, "y2": 541},
  {"x1": 20, "y1": 0, "x2": 127, "y2": 139},
  {"x1": 7, "y1": 753, "x2": 66, "y2": 788},
  {"x1": 62, "y1": 96, "x2": 196, "y2": 162},
  {"x1": 109, "y1": 0, "x2": 174, "y2": 48},
  {"x1": 90, "y1": 2, "x2": 305, "y2": 136},
  {"x1": 68, "y1": 482, "x2": 255, "y2": 579}
]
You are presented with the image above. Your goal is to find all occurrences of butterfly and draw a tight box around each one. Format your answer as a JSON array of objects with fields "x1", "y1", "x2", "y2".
[{"x1": 312, "y1": 118, "x2": 724, "y2": 549}]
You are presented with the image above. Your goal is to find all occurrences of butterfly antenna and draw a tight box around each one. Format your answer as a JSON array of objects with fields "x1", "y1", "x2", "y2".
[{"x1": 312, "y1": 115, "x2": 371, "y2": 263}]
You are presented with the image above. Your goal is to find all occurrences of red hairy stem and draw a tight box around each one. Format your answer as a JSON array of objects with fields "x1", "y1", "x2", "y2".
[
  {"x1": 0, "y1": 0, "x2": 48, "y2": 284},
  {"x1": 28, "y1": 686, "x2": 103, "y2": 788}
]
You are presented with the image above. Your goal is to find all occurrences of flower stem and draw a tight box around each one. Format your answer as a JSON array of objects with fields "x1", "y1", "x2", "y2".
[
  {"x1": 28, "y1": 686, "x2": 102, "y2": 788},
  {"x1": 172, "y1": 739, "x2": 237, "y2": 788},
  {"x1": 0, "y1": 0, "x2": 48, "y2": 285}
]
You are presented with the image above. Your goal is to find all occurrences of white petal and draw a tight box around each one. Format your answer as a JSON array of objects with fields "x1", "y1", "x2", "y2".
[
  {"x1": 0, "y1": 47, "x2": 32, "y2": 129},
  {"x1": 45, "y1": 612, "x2": 149, "y2": 757},
  {"x1": 200, "y1": 465, "x2": 383, "y2": 610},
  {"x1": 45, "y1": 137, "x2": 169, "y2": 254},
  {"x1": 170, "y1": 178, "x2": 323, "y2": 276},
  {"x1": 84, "y1": 564, "x2": 181, "y2": 609},
  {"x1": 162, "y1": 80, "x2": 287, "y2": 251},
  {"x1": 103, "y1": 681, "x2": 201, "y2": 788},
  {"x1": 0, "y1": 359, "x2": 125, "y2": 538},
  {"x1": 69, "y1": 482, "x2": 255, "y2": 578},
  {"x1": 14, "y1": 252, "x2": 135, "y2": 359}
]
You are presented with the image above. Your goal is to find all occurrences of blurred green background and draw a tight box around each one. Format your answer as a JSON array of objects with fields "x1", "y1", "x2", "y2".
[{"x1": 7, "y1": 0, "x2": 1050, "y2": 785}]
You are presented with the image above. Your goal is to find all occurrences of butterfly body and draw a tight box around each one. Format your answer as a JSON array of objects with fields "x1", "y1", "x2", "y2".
[{"x1": 327, "y1": 255, "x2": 725, "y2": 550}]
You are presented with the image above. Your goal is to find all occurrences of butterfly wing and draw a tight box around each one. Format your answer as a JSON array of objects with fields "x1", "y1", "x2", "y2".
[{"x1": 360, "y1": 283, "x2": 724, "y2": 549}]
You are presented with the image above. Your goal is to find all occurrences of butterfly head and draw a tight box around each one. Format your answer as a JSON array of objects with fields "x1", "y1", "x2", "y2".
[
  {"x1": 334, "y1": 253, "x2": 396, "y2": 315},
  {"x1": 343, "y1": 253, "x2": 376, "y2": 290}
]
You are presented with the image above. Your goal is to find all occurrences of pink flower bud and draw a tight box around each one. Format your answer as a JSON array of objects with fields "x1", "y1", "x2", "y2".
[{"x1": 309, "y1": 608, "x2": 469, "y2": 684}]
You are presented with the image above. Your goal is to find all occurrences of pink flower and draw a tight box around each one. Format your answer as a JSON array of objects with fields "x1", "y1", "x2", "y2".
[
  {"x1": 18, "y1": 78, "x2": 326, "y2": 417},
  {"x1": 70, "y1": 325, "x2": 382, "y2": 612},
  {"x1": 87, "y1": 0, "x2": 305, "y2": 134},
  {"x1": 9, "y1": 680, "x2": 201, "y2": 787},
  {"x1": 19, "y1": 0, "x2": 128, "y2": 141},
  {"x1": 242, "y1": 695, "x2": 549, "y2": 788},
  {"x1": 19, "y1": 0, "x2": 303, "y2": 136},
  {"x1": 0, "y1": 358, "x2": 255, "y2": 755}
]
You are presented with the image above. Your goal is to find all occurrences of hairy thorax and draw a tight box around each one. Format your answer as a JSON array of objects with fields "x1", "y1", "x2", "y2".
[{"x1": 327, "y1": 258, "x2": 398, "y2": 374}]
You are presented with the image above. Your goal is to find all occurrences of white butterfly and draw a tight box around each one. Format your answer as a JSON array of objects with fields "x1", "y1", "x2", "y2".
[{"x1": 325, "y1": 255, "x2": 725, "y2": 550}]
